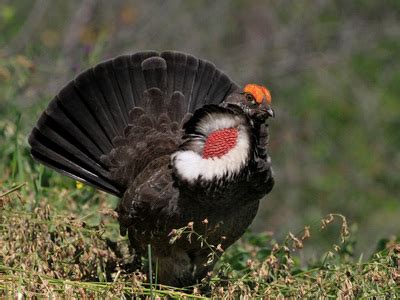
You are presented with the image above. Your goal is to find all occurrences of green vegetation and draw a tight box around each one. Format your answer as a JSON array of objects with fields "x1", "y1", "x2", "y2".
[
  {"x1": 1, "y1": 178, "x2": 399, "y2": 297},
  {"x1": 1, "y1": 1, "x2": 400, "y2": 297}
]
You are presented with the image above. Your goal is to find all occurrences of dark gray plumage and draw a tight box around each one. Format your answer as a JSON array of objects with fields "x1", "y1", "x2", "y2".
[{"x1": 28, "y1": 51, "x2": 274, "y2": 287}]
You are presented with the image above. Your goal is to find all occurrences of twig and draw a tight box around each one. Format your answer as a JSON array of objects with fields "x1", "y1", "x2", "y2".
[{"x1": 0, "y1": 183, "x2": 25, "y2": 197}]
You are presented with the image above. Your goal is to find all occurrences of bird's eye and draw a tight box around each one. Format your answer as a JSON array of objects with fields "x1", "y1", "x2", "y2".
[{"x1": 245, "y1": 93, "x2": 254, "y2": 102}]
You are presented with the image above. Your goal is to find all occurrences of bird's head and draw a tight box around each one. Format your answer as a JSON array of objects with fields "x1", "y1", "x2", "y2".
[{"x1": 222, "y1": 84, "x2": 274, "y2": 123}]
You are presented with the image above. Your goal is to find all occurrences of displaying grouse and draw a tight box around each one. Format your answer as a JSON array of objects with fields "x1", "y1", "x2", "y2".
[{"x1": 28, "y1": 51, "x2": 275, "y2": 287}]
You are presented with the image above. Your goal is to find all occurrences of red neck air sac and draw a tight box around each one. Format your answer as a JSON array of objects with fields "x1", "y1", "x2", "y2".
[{"x1": 202, "y1": 128, "x2": 238, "y2": 159}]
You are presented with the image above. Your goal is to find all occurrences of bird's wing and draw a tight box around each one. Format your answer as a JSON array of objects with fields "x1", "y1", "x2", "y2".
[{"x1": 116, "y1": 155, "x2": 178, "y2": 235}]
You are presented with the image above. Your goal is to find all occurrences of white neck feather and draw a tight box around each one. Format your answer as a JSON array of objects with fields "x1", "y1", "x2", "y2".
[{"x1": 172, "y1": 114, "x2": 251, "y2": 182}]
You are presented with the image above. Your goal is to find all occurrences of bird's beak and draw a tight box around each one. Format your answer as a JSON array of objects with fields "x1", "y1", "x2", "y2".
[
  {"x1": 260, "y1": 106, "x2": 274, "y2": 118},
  {"x1": 259, "y1": 97, "x2": 274, "y2": 118},
  {"x1": 266, "y1": 107, "x2": 275, "y2": 118}
]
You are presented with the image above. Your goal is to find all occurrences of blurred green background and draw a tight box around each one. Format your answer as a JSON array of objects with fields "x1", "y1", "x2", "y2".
[{"x1": 1, "y1": 0, "x2": 399, "y2": 258}]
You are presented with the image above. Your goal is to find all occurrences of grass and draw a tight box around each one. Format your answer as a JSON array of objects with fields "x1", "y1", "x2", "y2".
[{"x1": 1, "y1": 184, "x2": 399, "y2": 298}]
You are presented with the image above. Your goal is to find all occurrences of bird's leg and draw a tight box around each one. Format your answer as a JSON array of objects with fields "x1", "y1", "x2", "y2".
[{"x1": 132, "y1": 249, "x2": 143, "y2": 270}]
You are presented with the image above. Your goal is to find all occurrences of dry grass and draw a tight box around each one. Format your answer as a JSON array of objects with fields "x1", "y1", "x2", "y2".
[{"x1": 1, "y1": 183, "x2": 399, "y2": 299}]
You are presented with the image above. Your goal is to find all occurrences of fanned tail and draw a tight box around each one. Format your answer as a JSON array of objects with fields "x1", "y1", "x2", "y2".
[{"x1": 29, "y1": 51, "x2": 239, "y2": 196}]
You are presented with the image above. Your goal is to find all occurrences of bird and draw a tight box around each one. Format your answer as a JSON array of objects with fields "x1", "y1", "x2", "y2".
[{"x1": 28, "y1": 50, "x2": 275, "y2": 287}]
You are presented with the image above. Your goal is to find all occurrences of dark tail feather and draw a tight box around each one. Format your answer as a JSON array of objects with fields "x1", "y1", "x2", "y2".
[
  {"x1": 112, "y1": 55, "x2": 136, "y2": 112},
  {"x1": 144, "y1": 88, "x2": 166, "y2": 118},
  {"x1": 74, "y1": 70, "x2": 120, "y2": 140},
  {"x1": 189, "y1": 59, "x2": 217, "y2": 111},
  {"x1": 161, "y1": 51, "x2": 187, "y2": 97},
  {"x1": 29, "y1": 128, "x2": 122, "y2": 196},
  {"x1": 29, "y1": 51, "x2": 239, "y2": 196},
  {"x1": 204, "y1": 70, "x2": 236, "y2": 105},
  {"x1": 128, "y1": 51, "x2": 159, "y2": 108},
  {"x1": 141, "y1": 56, "x2": 168, "y2": 117},
  {"x1": 168, "y1": 92, "x2": 186, "y2": 123},
  {"x1": 142, "y1": 56, "x2": 167, "y2": 91},
  {"x1": 93, "y1": 61, "x2": 130, "y2": 127}
]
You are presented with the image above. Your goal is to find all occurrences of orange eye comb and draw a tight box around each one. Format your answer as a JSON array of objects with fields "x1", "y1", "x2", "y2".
[{"x1": 244, "y1": 84, "x2": 272, "y2": 104}]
